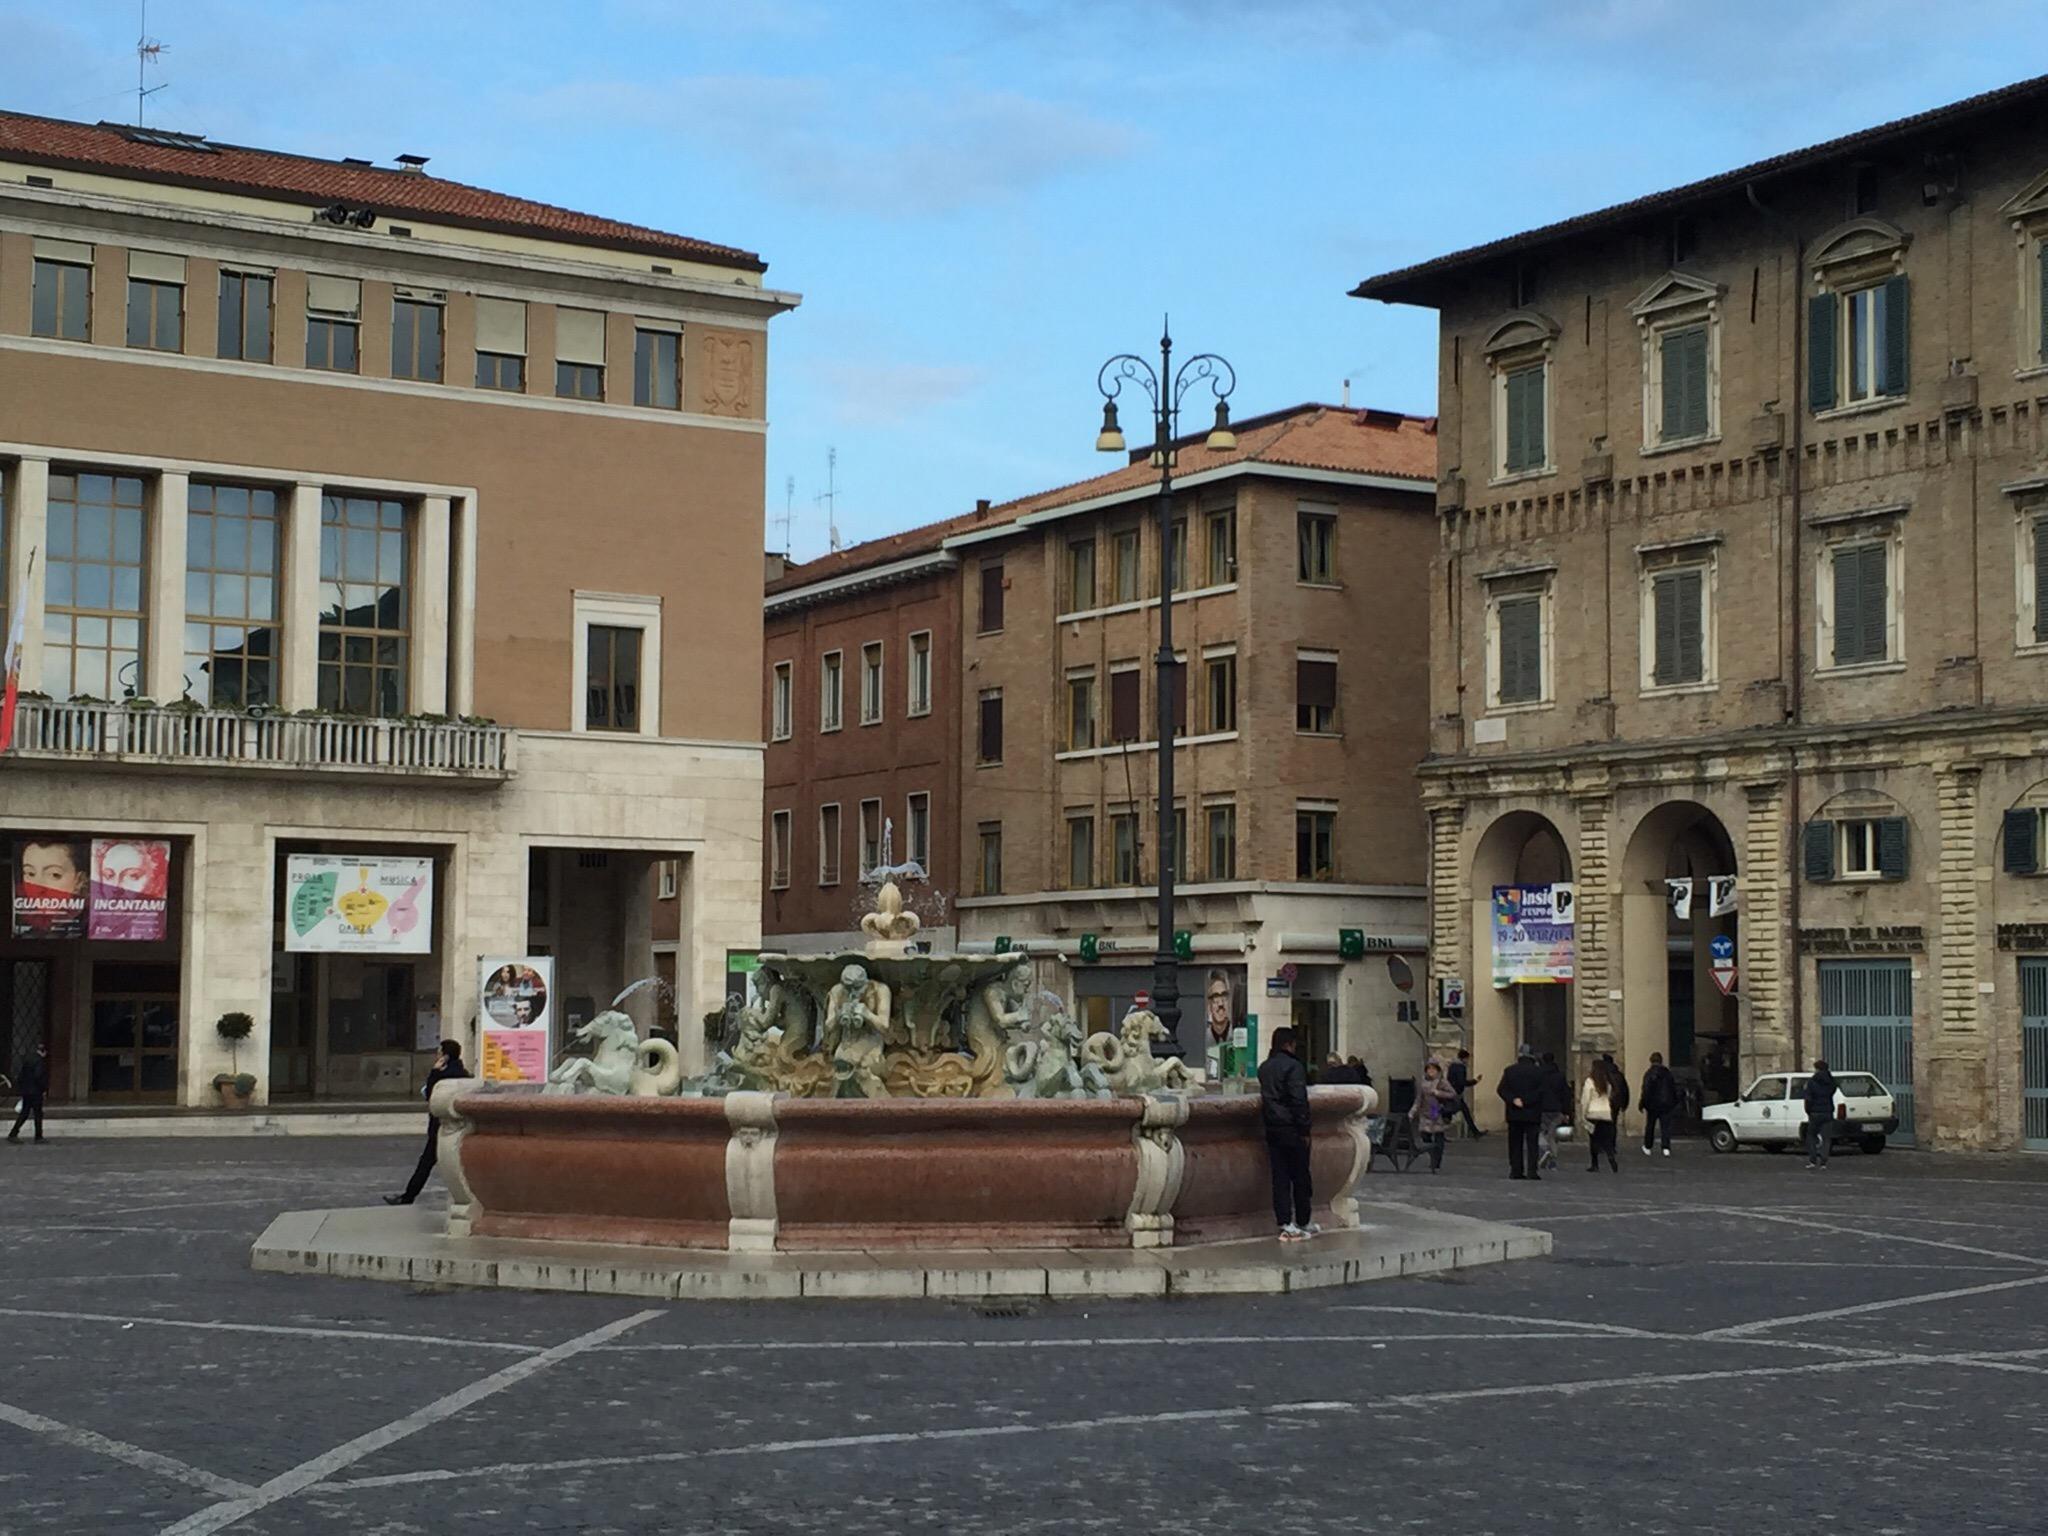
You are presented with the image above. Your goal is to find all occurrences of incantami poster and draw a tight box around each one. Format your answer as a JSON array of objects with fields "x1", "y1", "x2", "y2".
[{"x1": 284, "y1": 854, "x2": 433, "y2": 953}]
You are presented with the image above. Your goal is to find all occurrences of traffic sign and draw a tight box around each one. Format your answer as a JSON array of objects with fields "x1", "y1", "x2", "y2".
[{"x1": 1709, "y1": 934, "x2": 1738, "y2": 997}]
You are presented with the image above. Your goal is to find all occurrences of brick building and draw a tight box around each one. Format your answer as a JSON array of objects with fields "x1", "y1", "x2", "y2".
[
  {"x1": 761, "y1": 404, "x2": 1439, "y2": 1070},
  {"x1": 1352, "y1": 73, "x2": 2048, "y2": 1147},
  {"x1": 0, "y1": 112, "x2": 795, "y2": 1106}
]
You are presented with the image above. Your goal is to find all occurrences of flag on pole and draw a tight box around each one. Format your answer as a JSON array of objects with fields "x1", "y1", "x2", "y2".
[
  {"x1": 0, "y1": 549, "x2": 31, "y2": 755},
  {"x1": 1707, "y1": 875, "x2": 1738, "y2": 916},
  {"x1": 1665, "y1": 878, "x2": 1694, "y2": 921}
]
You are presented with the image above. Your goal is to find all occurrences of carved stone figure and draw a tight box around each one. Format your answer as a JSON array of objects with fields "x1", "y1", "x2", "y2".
[
  {"x1": 1082, "y1": 1009, "x2": 1203, "y2": 1095},
  {"x1": 859, "y1": 880, "x2": 922, "y2": 958},
  {"x1": 823, "y1": 963, "x2": 891, "y2": 1098},
  {"x1": 1004, "y1": 1001, "x2": 1108, "y2": 1099},
  {"x1": 544, "y1": 1011, "x2": 684, "y2": 1097}
]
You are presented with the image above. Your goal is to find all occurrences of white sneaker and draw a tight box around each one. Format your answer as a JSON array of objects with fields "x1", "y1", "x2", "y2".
[
  {"x1": 1662, "y1": 1148, "x2": 1671, "y2": 1157},
  {"x1": 1279, "y1": 1223, "x2": 1304, "y2": 1241},
  {"x1": 1642, "y1": 1146, "x2": 1651, "y2": 1156},
  {"x1": 1302, "y1": 1222, "x2": 1323, "y2": 1238}
]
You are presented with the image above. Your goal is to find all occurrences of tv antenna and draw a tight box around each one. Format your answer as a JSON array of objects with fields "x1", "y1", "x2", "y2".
[
  {"x1": 136, "y1": 2, "x2": 169, "y2": 124},
  {"x1": 772, "y1": 474, "x2": 795, "y2": 556},
  {"x1": 814, "y1": 446, "x2": 842, "y2": 553}
]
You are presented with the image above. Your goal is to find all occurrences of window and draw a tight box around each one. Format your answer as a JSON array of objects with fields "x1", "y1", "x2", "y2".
[
  {"x1": 126, "y1": 268, "x2": 183, "y2": 352},
  {"x1": 217, "y1": 270, "x2": 272, "y2": 362},
  {"x1": 769, "y1": 810, "x2": 791, "y2": 890},
  {"x1": 1065, "y1": 537, "x2": 1096, "y2": 610},
  {"x1": 977, "y1": 823, "x2": 1004, "y2": 895},
  {"x1": 1109, "y1": 665, "x2": 1141, "y2": 744},
  {"x1": 1297, "y1": 509, "x2": 1337, "y2": 583},
  {"x1": 1066, "y1": 814, "x2": 1096, "y2": 889},
  {"x1": 1803, "y1": 815, "x2": 1907, "y2": 882},
  {"x1": 1296, "y1": 806, "x2": 1337, "y2": 881},
  {"x1": 1204, "y1": 652, "x2": 1237, "y2": 733},
  {"x1": 2026, "y1": 514, "x2": 2048, "y2": 648},
  {"x1": 977, "y1": 688, "x2": 1003, "y2": 763},
  {"x1": 1824, "y1": 539, "x2": 1895, "y2": 668},
  {"x1": 1112, "y1": 529, "x2": 1141, "y2": 602},
  {"x1": 391, "y1": 296, "x2": 444, "y2": 382},
  {"x1": 1842, "y1": 819, "x2": 1879, "y2": 878},
  {"x1": 555, "y1": 307, "x2": 607, "y2": 399},
  {"x1": 1296, "y1": 652, "x2": 1338, "y2": 734},
  {"x1": 183, "y1": 481, "x2": 281, "y2": 708},
  {"x1": 859, "y1": 800, "x2": 882, "y2": 879},
  {"x1": 1501, "y1": 363, "x2": 1547, "y2": 473},
  {"x1": 1809, "y1": 276, "x2": 1908, "y2": 410},
  {"x1": 820, "y1": 650, "x2": 843, "y2": 731},
  {"x1": 979, "y1": 561, "x2": 1005, "y2": 633},
  {"x1": 474, "y1": 296, "x2": 526, "y2": 391},
  {"x1": 586, "y1": 624, "x2": 642, "y2": 732},
  {"x1": 1630, "y1": 272, "x2": 1724, "y2": 450},
  {"x1": 44, "y1": 472, "x2": 147, "y2": 700},
  {"x1": 859, "y1": 641, "x2": 884, "y2": 724},
  {"x1": 819, "y1": 804, "x2": 842, "y2": 885},
  {"x1": 318, "y1": 493, "x2": 409, "y2": 716},
  {"x1": 2001, "y1": 806, "x2": 2048, "y2": 875},
  {"x1": 1067, "y1": 670, "x2": 1097, "y2": 750},
  {"x1": 1206, "y1": 803, "x2": 1237, "y2": 881},
  {"x1": 1485, "y1": 311, "x2": 1561, "y2": 478},
  {"x1": 306, "y1": 275, "x2": 361, "y2": 373},
  {"x1": 1487, "y1": 577, "x2": 1551, "y2": 708},
  {"x1": 1655, "y1": 325, "x2": 1710, "y2": 443},
  {"x1": 1645, "y1": 561, "x2": 1709, "y2": 688},
  {"x1": 31, "y1": 252, "x2": 91, "y2": 340},
  {"x1": 1164, "y1": 517, "x2": 1188, "y2": 595},
  {"x1": 658, "y1": 860, "x2": 678, "y2": 900},
  {"x1": 771, "y1": 660, "x2": 793, "y2": 740},
  {"x1": 906, "y1": 792, "x2": 930, "y2": 871},
  {"x1": 1111, "y1": 812, "x2": 1140, "y2": 886},
  {"x1": 1168, "y1": 655, "x2": 1187, "y2": 736},
  {"x1": 634, "y1": 325, "x2": 680, "y2": 408},
  {"x1": 1206, "y1": 505, "x2": 1237, "y2": 586},
  {"x1": 907, "y1": 631, "x2": 932, "y2": 716}
]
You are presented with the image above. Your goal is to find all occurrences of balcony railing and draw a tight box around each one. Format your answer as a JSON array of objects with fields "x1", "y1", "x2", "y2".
[{"x1": 8, "y1": 699, "x2": 512, "y2": 780}]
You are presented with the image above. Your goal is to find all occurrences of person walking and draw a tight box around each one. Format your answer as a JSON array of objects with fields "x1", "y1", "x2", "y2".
[
  {"x1": 1803, "y1": 1058, "x2": 1839, "y2": 1169},
  {"x1": 384, "y1": 1039, "x2": 471, "y2": 1206},
  {"x1": 1447, "y1": 1048, "x2": 1487, "y2": 1138},
  {"x1": 1496, "y1": 1043, "x2": 1546, "y2": 1180},
  {"x1": 1581, "y1": 1059, "x2": 1620, "y2": 1172},
  {"x1": 1319, "y1": 1054, "x2": 1357, "y2": 1086},
  {"x1": 7, "y1": 1043, "x2": 49, "y2": 1144},
  {"x1": 1411, "y1": 1058, "x2": 1459, "y2": 1173},
  {"x1": 1537, "y1": 1050, "x2": 1570, "y2": 1171},
  {"x1": 1258, "y1": 1027, "x2": 1317, "y2": 1240},
  {"x1": 1600, "y1": 1052, "x2": 1632, "y2": 1122},
  {"x1": 1640, "y1": 1052, "x2": 1679, "y2": 1157}
]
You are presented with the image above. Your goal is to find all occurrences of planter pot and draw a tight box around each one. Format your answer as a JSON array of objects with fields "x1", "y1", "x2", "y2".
[{"x1": 214, "y1": 1082, "x2": 254, "y2": 1109}]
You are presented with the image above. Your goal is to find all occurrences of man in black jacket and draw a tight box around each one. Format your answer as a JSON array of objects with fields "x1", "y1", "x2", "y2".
[
  {"x1": 385, "y1": 1039, "x2": 471, "y2": 1205},
  {"x1": 1258, "y1": 1027, "x2": 1316, "y2": 1240},
  {"x1": 8, "y1": 1043, "x2": 49, "y2": 1143},
  {"x1": 1496, "y1": 1043, "x2": 1547, "y2": 1180},
  {"x1": 1446, "y1": 1049, "x2": 1486, "y2": 1138},
  {"x1": 1537, "y1": 1050, "x2": 1571, "y2": 1171},
  {"x1": 1640, "y1": 1052, "x2": 1680, "y2": 1157},
  {"x1": 1802, "y1": 1059, "x2": 1839, "y2": 1169}
]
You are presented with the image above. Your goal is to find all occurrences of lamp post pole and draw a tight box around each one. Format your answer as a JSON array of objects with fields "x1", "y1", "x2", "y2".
[{"x1": 1095, "y1": 322, "x2": 1235, "y2": 1058}]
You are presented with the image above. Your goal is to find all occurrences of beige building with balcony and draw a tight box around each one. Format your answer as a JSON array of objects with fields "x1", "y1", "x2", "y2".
[
  {"x1": 1353, "y1": 73, "x2": 2048, "y2": 1148},
  {"x1": 0, "y1": 112, "x2": 794, "y2": 1107}
]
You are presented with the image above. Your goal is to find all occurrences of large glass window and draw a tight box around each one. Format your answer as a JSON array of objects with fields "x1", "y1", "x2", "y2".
[
  {"x1": 32, "y1": 258, "x2": 91, "y2": 340},
  {"x1": 217, "y1": 270, "x2": 273, "y2": 362},
  {"x1": 1298, "y1": 510, "x2": 1337, "y2": 583},
  {"x1": 635, "y1": 327, "x2": 680, "y2": 408},
  {"x1": 183, "y1": 481, "x2": 281, "y2": 708},
  {"x1": 305, "y1": 275, "x2": 361, "y2": 373},
  {"x1": 977, "y1": 822, "x2": 1003, "y2": 895},
  {"x1": 45, "y1": 472, "x2": 148, "y2": 700},
  {"x1": 318, "y1": 494, "x2": 410, "y2": 716},
  {"x1": 586, "y1": 624, "x2": 642, "y2": 732},
  {"x1": 1066, "y1": 814, "x2": 1095, "y2": 888},
  {"x1": 1296, "y1": 806, "x2": 1336, "y2": 880},
  {"x1": 391, "y1": 298, "x2": 444, "y2": 382},
  {"x1": 1206, "y1": 803, "x2": 1237, "y2": 881},
  {"x1": 126, "y1": 278, "x2": 183, "y2": 352},
  {"x1": 908, "y1": 631, "x2": 932, "y2": 716}
]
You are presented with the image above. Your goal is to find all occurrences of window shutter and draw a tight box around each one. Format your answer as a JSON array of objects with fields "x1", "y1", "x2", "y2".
[
  {"x1": 1877, "y1": 816, "x2": 1908, "y2": 880},
  {"x1": 1857, "y1": 544, "x2": 1889, "y2": 662},
  {"x1": 1675, "y1": 567, "x2": 1704, "y2": 682},
  {"x1": 1652, "y1": 572, "x2": 1680, "y2": 685},
  {"x1": 1803, "y1": 820, "x2": 1836, "y2": 882},
  {"x1": 1109, "y1": 669, "x2": 1140, "y2": 742},
  {"x1": 1807, "y1": 292, "x2": 1837, "y2": 413},
  {"x1": 2034, "y1": 518, "x2": 2048, "y2": 645},
  {"x1": 1169, "y1": 660, "x2": 1187, "y2": 734},
  {"x1": 1832, "y1": 546, "x2": 1864, "y2": 665},
  {"x1": 2003, "y1": 807, "x2": 2040, "y2": 875},
  {"x1": 979, "y1": 693, "x2": 1002, "y2": 761},
  {"x1": 1684, "y1": 329, "x2": 1710, "y2": 439},
  {"x1": 1499, "y1": 597, "x2": 1541, "y2": 702},
  {"x1": 1660, "y1": 333, "x2": 1686, "y2": 442},
  {"x1": 1296, "y1": 657, "x2": 1337, "y2": 710},
  {"x1": 1878, "y1": 274, "x2": 1909, "y2": 397},
  {"x1": 2039, "y1": 241, "x2": 2048, "y2": 362},
  {"x1": 1525, "y1": 368, "x2": 1545, "y2": 468},
  {"x1": 1503, "y1": 371, "x2": 1527, "y2": 471}
]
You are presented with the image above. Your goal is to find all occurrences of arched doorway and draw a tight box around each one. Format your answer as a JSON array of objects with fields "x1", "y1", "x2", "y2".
[
  {"x1": 1471, "y1": 810, "x2": 1573, "y2": 1122},
  {"x1": 1619, "y1": 801, "x2": 1739, "y2": 1109}
]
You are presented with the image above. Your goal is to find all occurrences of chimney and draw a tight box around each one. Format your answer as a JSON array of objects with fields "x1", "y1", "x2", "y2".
[
  {"x1": 975, "y1": 498, "x2": 991, "y2": 519},
  {"x1": 1341, "y1": 377, "x2": 1351, "y2": 409},
  {"x1": 395, "y1": 153, "x2": 431, "y2": 174}
]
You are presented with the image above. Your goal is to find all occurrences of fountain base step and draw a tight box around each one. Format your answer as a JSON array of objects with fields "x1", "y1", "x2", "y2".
[{"x1": 251, "y1": 1201, "x2": 1551, "y2": 1301}]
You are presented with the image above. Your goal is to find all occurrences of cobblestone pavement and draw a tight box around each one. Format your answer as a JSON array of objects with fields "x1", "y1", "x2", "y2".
[{"x1": 1, "y1": 1131, "x2": 2045, "y2": 1534}]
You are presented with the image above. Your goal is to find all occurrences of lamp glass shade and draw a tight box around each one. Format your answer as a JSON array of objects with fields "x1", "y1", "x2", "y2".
[
  {"x1": 1095, "y1": 399, "x2": 1126, "y2": 453},
  {"x1": 1204, "y1": 399, "x2": 1236, "y2": 452}
]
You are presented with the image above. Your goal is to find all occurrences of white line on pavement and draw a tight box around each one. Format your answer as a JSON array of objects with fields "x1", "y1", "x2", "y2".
[
  {"x1": 599, "y1": 1330, "x2": 1609, "y2": 1353},
  {"x1": 157, "y1": 1307, "x2": 661, "y2": 1536},
  {"x1": 1330, "y1": 1303, "x2": 1659, "y2": 1336},
  {"x1": 0, "y1": 1304, "x2": 541, "y2": 1353},
  {"x1": 1716, "y1": 1207, "x2": 2048, "y2": 1269},
  {"x1": 0, "y1": 1399, "x2": 253, "y2": 1498},
  {"x1": 0, "y1": 1272, "x2": 183, "y2": 1286},
  {"x1": 1697, "y1": 1272, "x2": 2048, "y2": 1338}
]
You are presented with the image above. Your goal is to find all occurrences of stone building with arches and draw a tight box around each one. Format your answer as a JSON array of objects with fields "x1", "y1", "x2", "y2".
[{"x1": 1356, "y1": 74, "x2": 2048, "y2": 1148}]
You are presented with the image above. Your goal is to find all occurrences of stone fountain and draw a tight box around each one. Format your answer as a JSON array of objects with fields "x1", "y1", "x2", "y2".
[{"x1": 430, "y1": 881, "x2": 1375, "y2": 1253}]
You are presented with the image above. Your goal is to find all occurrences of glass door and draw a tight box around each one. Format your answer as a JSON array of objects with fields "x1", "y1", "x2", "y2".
[{"x1": 89, "y1": 993, "x2": 178, "y2": 1102}]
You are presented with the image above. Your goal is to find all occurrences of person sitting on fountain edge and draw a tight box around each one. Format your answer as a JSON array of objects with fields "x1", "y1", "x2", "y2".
[
  {"x1": 1258, "y1": 1026, "x2": 1318, "y2": 1242},
  {"x1": 385, "y1": 1039, "x2": 471, "y2": 1206}
]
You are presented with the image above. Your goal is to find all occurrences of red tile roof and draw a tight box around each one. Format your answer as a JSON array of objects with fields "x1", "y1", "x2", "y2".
[
  {"x1": 0, "y1": 111, "x2": 764, "y2": 272},
  {"x1": 766, "y1": 403, "x2": 1435, "y2": 597}
]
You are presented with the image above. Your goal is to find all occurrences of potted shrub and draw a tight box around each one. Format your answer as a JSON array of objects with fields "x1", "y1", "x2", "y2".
[{"x1": 213, "y1": 1011, "x2": 257, "y2": 1108}]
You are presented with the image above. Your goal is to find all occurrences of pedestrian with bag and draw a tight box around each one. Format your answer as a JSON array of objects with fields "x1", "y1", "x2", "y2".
[
  {"x1": 1640, "y1": 1052, "x2": 1679, "y2": 1157},
  {"x1": 384, "y1": 1038, "x2": 471, "y2": 1206},
  {"x1": 1448, "y1": 1048, "x2": 1487, "y2": 1138},
  {"x1": 1495, "y1": 1043, "x2": 1546, "y2": 1180},
  {"x1": 1803, "y1": 1059, "x2": 1839, "y2": 1169},
  {"x1": 1410, "y1": 1058, "x2": 1458, "y2": 1173},
  {"x1": 1581, "y1": 1058, "x2": 1620, "y2": 1172},
  {"x1": 1537, "y1": 1050, "x2": 1570, "y2": 1171},
  {"x1": 1258, "y1": 1027, "x2": 1318, "y2": 1240},
  {"x1": 7, "y1": 1043, "x2": 48, "y2": 1144}
]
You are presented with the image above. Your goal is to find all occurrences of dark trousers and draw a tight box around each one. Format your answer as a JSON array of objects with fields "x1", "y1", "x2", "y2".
[
  {"x1": 400, "y1": 1121, "x2": 440, "y2": 1202},
  {"x1": 1421, "y1": 1129, "x2": 1446, "y2": 1171},
  {"x1": 1506, "y1": 1119, "x2": 1540, "y2": 1177},
  {"x1": 1642, "y1": 1108, "x2": 1674, "y2": 1151},
  {"x1": 8, "y1": 1096, "x2": 43, "y2": 1141},
  {"x1": 1265, "y1": 1131, "x2": 1313, "y2": 1228},
  {"x1": 1589, "y1": 1119, "x2": 1618, "y2": 1169},
  {"x1": 1806, "y1": 1118, "x2": 1832, "y2": 1166},
  {"x1": 1453, "y1": 1091, "x2": 1483, "y2": 1136}
]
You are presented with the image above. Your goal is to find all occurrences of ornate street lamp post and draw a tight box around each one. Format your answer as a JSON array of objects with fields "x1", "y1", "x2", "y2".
[{"x1": 1094, "y1": 320, "x2": 1236, "y2": 1056}]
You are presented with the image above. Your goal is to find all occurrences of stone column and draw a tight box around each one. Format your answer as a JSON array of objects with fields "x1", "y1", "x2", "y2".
[
  {"x1": 724, "y1": 1091, "x2": 780, "y2": 1252},
  {"x1": 1573, "y1": 793, "x2": 1618, "y2": 1061},
  {"x1": 8, "y1": 457, "x2": 48, "y2": 691},
  {"x1": 1425, "y1": 801, "x2": 1467, "y2": 1054},
  {"x1": 281, "y1": 484, "x2": 322, "y2": 710},
  {"x1": 181, "y1": 822, "x2": 273, "y2": 1106},
  {"x1": 145, "y1": 470, "x2": 189, "y2": 702},
  {"x1": 619, "y1": 854, "x2": 656, "y2": 1033},
  {"x1": 1740, "y1": 779, "x2": 1792, "y2": 1074},
  {"x1": 449, "y1": 495, "x2": 477, "y2": 717},
  {"x1": 1931, "y1": 764, "x2": 1992, "y2": 1147},
  {"x1": 413, "y1": 495, "x2": 451, "y2": 715}
]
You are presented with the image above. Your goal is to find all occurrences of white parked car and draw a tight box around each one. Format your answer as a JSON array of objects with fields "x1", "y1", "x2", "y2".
[{"x1": 1702, "y1": 1072, "x2": 1899, "y2": 1155}]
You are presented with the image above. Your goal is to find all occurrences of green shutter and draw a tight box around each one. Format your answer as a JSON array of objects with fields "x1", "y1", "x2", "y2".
[
  {"x1": 1687, "y1": 330, "x2": 1710, "y2": 438},
  {"x1": 2004, "y1": 807, "x2": 2040, "y2": 876},
  {"x1": 1526, "y1": 368, "x2": 1546, "y2": 469},
  {"x1": 1879, "y1": 274, "x2": 1909, "y2": 397},
  {"x1": 1674, "y1": 567, "x2": 1704, "y2": 682},
  {"x1": 1652, "y1": 572, "x2": 1680, "y2": 685},
  {"x1": 1503, "y1": 372, "x2": 1526, "y2": 472},
  {"x1": 2035, "y1": 517, "x2": 2048, "y2": 645},
  {"x1": 1808, "y1": 292, "x2": 1838, "y2": 413},
  {"x1": 1857, "y1": 543, "x2": 1889, "y2": 662},
  {"x1": 1804, "y1": 819, "x2": 1836, "y2": 882},
  {"x1": 2039, "y1": 240, "x2": 2048, "y2": 362},
  {"x1": 1832, "y1": 546, "x2": 1864, "y2": 665},
  {"x1": 1505, "y1": 368, "x2": 1544, "y2": 473},
  {"x1": 1877, "y1": 816, "x2": 1908, "y2": 881},
  {"x1": 1499, "y1": 595, "x2": 1541, "y2": 703},
  {"x1": 1663, "y1": 328, "x2": 1708, "y2": 441},
  {"x1": 1661, "y1": 332, "x2": 1686, "y2": 443}
]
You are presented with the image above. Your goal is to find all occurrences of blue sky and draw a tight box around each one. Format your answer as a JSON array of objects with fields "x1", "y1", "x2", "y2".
[{"x1": 6, "y1": 2, "x2": 2047, "y2": 556}]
